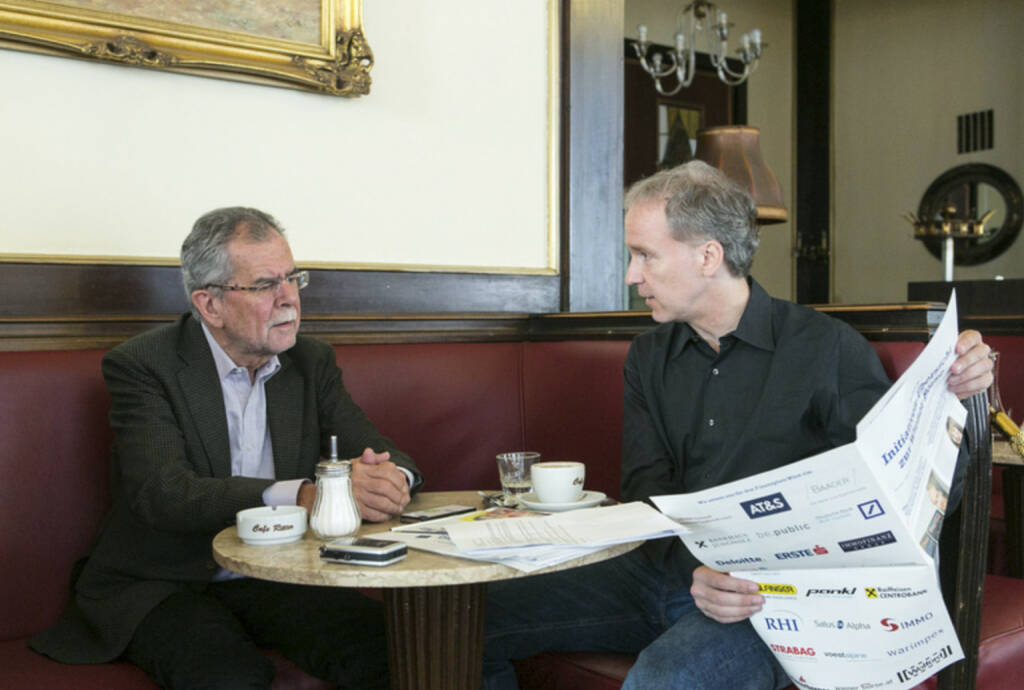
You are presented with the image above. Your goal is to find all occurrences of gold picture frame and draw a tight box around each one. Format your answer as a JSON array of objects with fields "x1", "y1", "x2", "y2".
[{"x1": 0, "y1": 0, "x2": 372, "y2": 96}]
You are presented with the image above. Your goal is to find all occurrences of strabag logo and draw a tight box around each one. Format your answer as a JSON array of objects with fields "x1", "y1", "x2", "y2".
[
  {"x1": 740, "y1": 492, "x2": 792, "y2": 519},
  {"x1": 838, "y1": 530, "x2": 896, "y2": 552},
  {"x1": 770, "y1": 643, "x2": 815, "y2": 657}
]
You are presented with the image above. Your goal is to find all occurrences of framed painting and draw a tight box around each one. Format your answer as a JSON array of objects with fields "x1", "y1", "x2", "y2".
[{"x1": 0, "y1": 0, "x2": 372, "y2": 96}]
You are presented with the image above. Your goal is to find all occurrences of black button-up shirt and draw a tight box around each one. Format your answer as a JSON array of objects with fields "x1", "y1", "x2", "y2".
[{"x1": 622, "y1": 279, "x2": 893, "y2": 586}]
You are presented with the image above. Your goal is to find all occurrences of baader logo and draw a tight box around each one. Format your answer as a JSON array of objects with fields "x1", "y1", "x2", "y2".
[
  {"x1": 759, "y1": 583, "x2": 798, "y2": 595},
  {"x1": 741, "y1": 492, "x2": 792, "y2": 519}
]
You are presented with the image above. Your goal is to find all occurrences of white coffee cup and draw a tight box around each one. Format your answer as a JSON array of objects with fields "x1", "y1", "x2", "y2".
[{"x1": 531, "y1": 462, "x2": 585, "y2": 504}]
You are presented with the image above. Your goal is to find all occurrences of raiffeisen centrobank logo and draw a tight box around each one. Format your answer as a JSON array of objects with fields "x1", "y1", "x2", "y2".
[{"x1": 740, "y1": 492, "x2": 792, "y2": 519}]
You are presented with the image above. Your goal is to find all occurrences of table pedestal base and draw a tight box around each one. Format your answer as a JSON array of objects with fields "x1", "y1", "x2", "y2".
[{"x1": 384, "y1": 583, "x2": 486, "y2": 690}]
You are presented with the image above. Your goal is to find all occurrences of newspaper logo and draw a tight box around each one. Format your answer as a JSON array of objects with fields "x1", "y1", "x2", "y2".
[
  {"x1": 866, "y1": 586, "x2": 927, "y2": 600},
  {"x1": 805, "y1": 587, "x2": 857, "y2": 598},
  {"x1": 888, "y1": 631, "x2": 946, "y2": 658},
  {"x1": 770, "y1": 643, "x2": 816, "y2": 657},
  {"x1": 761, "y1": 609, "x2": 802, "y2": 636},
  {"x1": 795, "y1": 677, "x2": 833, "y2": 690},
  {"x1": 858, "y1": 499, "x2": 885, "y2": 519},
  {"x1": 775, "y1": 544, "x2": 828, "y2": 560},
  {"x1": 814, "y1": 619, "x2": 871, "y2": 631},
  {"x1": 758, "y1": 583, "x2": 798, "y2": 595},
  {"x1": 895, "y1": 644, "x2": 954, "y2": 682},
  {"x1": 838, "y1": 530, "x2": 896, "y2": 552},
  {"x1": 899, "y1": 613, "x2": 934, "y2": 630},
  {"x1": 764, "y1": 616, "x2": 802, "y2": 632},
  {"x1": 714, "y1": 556, "x2": 764, "y2": 567},
  {"x1": 740, "y1": 492, "x2": 792, "y2": 519},
  {"x1": 807, "y1": 471, "x2": 854, "y2": 497}
]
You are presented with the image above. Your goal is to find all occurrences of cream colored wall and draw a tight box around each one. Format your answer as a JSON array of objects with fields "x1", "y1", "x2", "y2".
[
  {"x1": 625, "y1": 0, "x2": 795, "y2": 300},
  {"x1": 833, "y1": 0, "x2": 1024, "y2": 303},
  {"x1": 0, "y1": 0, "x2": 554, "y2": 273}
]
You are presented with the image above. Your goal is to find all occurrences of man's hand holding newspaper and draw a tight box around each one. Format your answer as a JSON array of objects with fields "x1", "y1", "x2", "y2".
[{"x1": 652, "y1": 292, "x2": 968, "y2": 690}]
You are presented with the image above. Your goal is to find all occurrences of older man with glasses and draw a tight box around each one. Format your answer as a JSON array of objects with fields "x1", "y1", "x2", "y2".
[{"x1": 31, "y1": 207, "x2": 421, "y2": 690}]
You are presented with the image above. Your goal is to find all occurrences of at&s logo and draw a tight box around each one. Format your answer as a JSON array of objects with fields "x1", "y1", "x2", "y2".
[{"x1": 741, "y1": 492, "x2": 792, "y2": 519}]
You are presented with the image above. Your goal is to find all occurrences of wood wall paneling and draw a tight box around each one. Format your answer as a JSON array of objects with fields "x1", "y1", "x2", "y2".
[
  {"x1": 563, "y1": 0, "x2": 626, "y2": 312},
  {"x1": 0, "y1": 263, "x2": 560, "y2": 318}
]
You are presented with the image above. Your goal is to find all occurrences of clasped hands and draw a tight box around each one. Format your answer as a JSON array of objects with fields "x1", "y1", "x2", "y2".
[{"x1": 297, "y1": 448, "x2": 411, "y2": 523}]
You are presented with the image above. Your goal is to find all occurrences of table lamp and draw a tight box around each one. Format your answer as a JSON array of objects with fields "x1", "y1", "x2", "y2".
[{"x1": 695, "y1": 125, "x2": 786, "y2": 224}]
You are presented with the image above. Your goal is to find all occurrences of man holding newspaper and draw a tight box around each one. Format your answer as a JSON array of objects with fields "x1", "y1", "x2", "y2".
[{"x1": 481, "y1": 161, "x2": 994, "y2": 690}]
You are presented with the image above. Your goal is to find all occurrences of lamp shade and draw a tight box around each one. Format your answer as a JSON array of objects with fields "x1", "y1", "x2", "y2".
[{"x1": 695, "y1": 125, "x2": 787, "y2": 224}]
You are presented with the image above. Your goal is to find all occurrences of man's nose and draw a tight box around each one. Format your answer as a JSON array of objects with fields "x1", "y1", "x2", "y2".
[
  {"x1": 625, "y1": 257, "x2": 640, "y2": 285},
  {"x1": 276, "y1": 278, "x2": 300, "y2": 303}
]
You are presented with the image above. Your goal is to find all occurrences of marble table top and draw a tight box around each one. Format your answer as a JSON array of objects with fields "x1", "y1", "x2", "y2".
[{"x1": 212, "y1": 490, "x2": 641, "y2": 588}]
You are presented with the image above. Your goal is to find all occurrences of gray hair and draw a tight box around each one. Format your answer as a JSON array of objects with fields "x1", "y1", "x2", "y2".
[
  {"x1": 624, "y1": 160, "x2": 759, "y2": 277},
  {"x1": 180, "y1": 207, "x2": 285, "y2": 318}
]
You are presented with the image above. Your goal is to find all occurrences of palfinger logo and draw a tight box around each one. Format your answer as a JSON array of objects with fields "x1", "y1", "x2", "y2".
[{"x1": 759, "y1": 583, "x2": 798, "y2": 595}]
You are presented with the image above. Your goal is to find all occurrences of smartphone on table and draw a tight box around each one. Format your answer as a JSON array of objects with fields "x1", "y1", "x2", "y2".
[{"x1": 319, "y1": 537, "x2": 407, "y2": 566}]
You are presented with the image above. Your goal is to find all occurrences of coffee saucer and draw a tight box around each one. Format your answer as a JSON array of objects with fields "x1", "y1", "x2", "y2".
[{"x1": 519, "y1": 490, "x2": 607, "y2": 512}]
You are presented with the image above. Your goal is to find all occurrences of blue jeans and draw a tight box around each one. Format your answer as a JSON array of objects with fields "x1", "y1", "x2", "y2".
[{"x1": 482, "y1": 546, "x2": 790, "y2": 690}]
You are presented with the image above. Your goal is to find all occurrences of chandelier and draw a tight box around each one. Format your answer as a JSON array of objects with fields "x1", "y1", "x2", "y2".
[{"x1": 631, "y1": 1, "x2": 765, "y2": 95}]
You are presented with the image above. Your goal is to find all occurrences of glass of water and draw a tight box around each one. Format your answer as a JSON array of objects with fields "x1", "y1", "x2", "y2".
[{"x1": 496, "y1": 452, "x2": 540, "y2": 505}]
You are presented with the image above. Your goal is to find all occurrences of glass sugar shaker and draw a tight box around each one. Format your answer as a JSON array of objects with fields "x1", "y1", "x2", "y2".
[{"x1": 309, "y1": 435, "x2": 361, "y2": 539}]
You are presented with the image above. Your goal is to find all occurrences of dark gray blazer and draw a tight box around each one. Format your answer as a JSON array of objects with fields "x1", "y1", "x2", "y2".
[{"x1": 31, "y1": 314, "x2": 420, "y2": 663}]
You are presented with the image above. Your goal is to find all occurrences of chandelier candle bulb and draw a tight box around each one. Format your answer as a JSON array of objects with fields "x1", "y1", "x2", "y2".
[{"x1": 631, "y1": 1, "x2": 765, "y2": 94}]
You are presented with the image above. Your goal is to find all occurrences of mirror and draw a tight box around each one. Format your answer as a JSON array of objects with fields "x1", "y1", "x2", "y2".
[{"x1": 918, "y1": 164, "x2": 1023, "y2": 265}]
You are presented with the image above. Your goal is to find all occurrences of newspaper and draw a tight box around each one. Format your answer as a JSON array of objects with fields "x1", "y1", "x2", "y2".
[
  {"x1": 389, "y1": 503, "x2": 686, "y2": 572},
  {"x1": 651, "y1": 291, "x2": 967, "y2": 690},
  {"x1": 388, "y1": 507, "x2": 601, "y2": 572}
]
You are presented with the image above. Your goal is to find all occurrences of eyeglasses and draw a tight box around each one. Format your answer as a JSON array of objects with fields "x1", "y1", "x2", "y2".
[{"x1": 204, "y1": 270, "x2": 310, "y2": 295}]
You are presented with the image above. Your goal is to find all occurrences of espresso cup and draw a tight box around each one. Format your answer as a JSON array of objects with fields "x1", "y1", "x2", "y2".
[{"x1": 531, "y1": 461, "x2": 585, "y2": 504}]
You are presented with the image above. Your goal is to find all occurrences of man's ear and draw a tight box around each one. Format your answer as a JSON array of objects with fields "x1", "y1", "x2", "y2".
[
  {"x1": 191, "y1": 290, "x2": 223, "y2": 328},
  {"x1": 700, "y1": 240, "x2": 725, "y2": 276}
]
